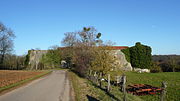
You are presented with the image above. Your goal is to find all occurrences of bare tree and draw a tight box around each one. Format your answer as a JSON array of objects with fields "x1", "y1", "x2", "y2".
[
  {"x1": 61, "y1": 27, "x2": 102, "y2": 76},
  {"x1": 4, "y1": 54, "x2": 26, "y2": 70},
  {"x1": 0, "y1": 22, "x2": 15, "y2": 66},
  {"x1": 61, "y1": 27, "x2": 118, "y2": 77},
  {"x1": 61, "y1": 32, "x2": 77, "y2": 47}
]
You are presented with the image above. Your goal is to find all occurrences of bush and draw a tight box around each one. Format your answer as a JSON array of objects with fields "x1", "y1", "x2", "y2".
[
  {"x1": 150, "y1": 63, "x2": 162, "y2": 73},
  {"x1": 130, "y1": 42, "x2": 152, "y2": 69},
  {"x1": 40, "y1": 48, "x2": 61, "y2": 69}
]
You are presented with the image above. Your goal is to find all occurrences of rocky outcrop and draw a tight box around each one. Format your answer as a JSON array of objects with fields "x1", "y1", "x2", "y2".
[
  {"x1": 112, "y1": 50, "x2": 132, "y2": 71},
  {"x1": 134, "y1": 68, "x2": 150, "y2": 73},
  {"x1": 28, "y1": 50, "x2": 47, "y2": 70}
]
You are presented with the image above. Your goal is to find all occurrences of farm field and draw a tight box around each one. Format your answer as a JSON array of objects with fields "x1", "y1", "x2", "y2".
[
  {"x1": 123, "y1": 72, "x2": 180, "y2": 101},
  {"x1": 0, "y1": 70, "x2": 50, "y2": 92}
]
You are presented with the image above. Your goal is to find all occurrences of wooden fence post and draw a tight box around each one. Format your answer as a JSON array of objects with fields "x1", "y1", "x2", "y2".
[
  {"x1": 116, "y1": 76, "x2": 120, "y2": 86},
  {"x1": 107, "y1": 74, "x2": 111, "y2": 92},
  {"x1": 94, "y1": 71, "x2": 97, "y2": 76},
  {"x1": 89, "y1": 70, "x2": 92, "y2": 76},
  {"x1": 99, "y1": 72, "x2": 102, "y2": 88},
  {"x1": 92, "y1": 71, "x2": 96, "y2": 83},
  {"x1": 160, "y1": 81, "x2": 167, "y2": 101},
  {"x1": 95, "y1": 72, "x2": 98, "y2": 83},
  {"x1": 122, "y1": 75, "x2": 126, "y2": 101},
  {"x1": 90, "y1": 70, "x2": 93, "y2": 80}
]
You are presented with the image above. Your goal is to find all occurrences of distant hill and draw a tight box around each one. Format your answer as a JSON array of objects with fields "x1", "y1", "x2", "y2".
[{"x1": 152, "y1": 55, "x2": 180, "y2": 63}]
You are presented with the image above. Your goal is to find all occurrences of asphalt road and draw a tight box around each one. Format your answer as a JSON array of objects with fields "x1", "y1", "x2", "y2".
[{"x1": 0, "y1": 70, "x2": 74, "y2": 101}]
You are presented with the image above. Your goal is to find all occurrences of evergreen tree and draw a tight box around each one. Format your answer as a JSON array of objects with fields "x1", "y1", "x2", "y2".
[{"x1": 130, "y1": 42, "x2": 152, "y2": 69}]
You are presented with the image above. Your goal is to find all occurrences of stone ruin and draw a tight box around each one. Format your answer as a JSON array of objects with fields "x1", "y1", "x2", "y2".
[
  {"x1": 27, "y1": 46, "x2": 133, "y2": 71},
  {"x1": 28, "y1": 50, "x2": 47, "y2": 70}
]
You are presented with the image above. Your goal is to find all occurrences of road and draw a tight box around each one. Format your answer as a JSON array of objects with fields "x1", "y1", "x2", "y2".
[{"x1": 0, "y1": 70, "x2": 74, "y2": 101}]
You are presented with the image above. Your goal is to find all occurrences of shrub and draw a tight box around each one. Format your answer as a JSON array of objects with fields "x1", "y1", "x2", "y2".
[
  {"x1": 130, "y1": 42, "x2": 152, "y2": 69},
  {"x1": 121, "y1": 48, "x2": 130, "y2": 62},
  {"x1": 150, "y1": 62, "x2": 162, "y2": 73}
]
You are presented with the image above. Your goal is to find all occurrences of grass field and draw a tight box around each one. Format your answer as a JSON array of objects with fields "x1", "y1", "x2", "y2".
[
  {"x1": 123, "y1": 72, "x2": 180, "y2": 101},
  {"x1": 69, "y1": 71, "x2": 180, "y2": 101},
  {"x1": 0, "y1": 70, "x2": 51, "y2": 93}
]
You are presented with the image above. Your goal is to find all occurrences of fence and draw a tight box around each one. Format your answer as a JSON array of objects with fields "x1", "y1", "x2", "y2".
[{"x1": 87, "y1": 70, "x2": 168, "y2": 101}]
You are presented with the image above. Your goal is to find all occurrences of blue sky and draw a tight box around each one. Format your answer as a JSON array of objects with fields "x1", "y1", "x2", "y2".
[{"x1": 0, "y1": 0, "x2": 180, "y2": 55}]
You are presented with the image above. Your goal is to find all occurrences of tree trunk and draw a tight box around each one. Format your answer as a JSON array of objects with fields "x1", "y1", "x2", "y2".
[{"x1": 0, "y1": 52, "x2": 5, "y2": 65}]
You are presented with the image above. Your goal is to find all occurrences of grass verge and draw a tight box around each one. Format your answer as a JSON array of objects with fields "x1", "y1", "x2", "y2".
[
  {"x1": 68, "y1": 71, "x2": 142, "y2": 101},
  {"x1": 0, "y1": 70, "x2": 52, "y2": 93}
]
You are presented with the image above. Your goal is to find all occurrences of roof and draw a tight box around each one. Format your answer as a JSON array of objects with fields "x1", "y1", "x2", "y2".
[
  {"x1": 58, "y1": 46, "x2": 129, "y2": 50},
  {"x1": 107, "y1": 46, "x2": 129, "y2": 50}
]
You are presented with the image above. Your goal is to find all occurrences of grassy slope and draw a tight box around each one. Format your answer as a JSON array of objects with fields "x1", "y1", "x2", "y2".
[
  {"x1": 68, "y1": 71, "x2": 142, "y2": 101},
  {"x1": 69, "y1": 71, "x2": 180, "y2": 101},
  {"x1": 0, "y1": 70, "x2": 52, "y2": 93},
  {"x1": 123, "y1": 72, "x2": 180, "y2": 101}
]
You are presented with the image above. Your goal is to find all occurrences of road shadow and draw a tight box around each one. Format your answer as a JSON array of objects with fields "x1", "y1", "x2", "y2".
[{"x1": 86, "y1": 95, "x2": 99, "y2": 101}]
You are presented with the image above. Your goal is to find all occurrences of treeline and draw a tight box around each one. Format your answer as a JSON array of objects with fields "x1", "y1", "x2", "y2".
[
  {"x1": 40, "y1": 46, "x2": 61, "y2": 69},
  {"x1": 152, "y1": 55, "x2": 180, "y2": 72},
  {"x1": 0, "y1": 22, "x2": 25, "y2": 70},
  {"x1": 122, "y1": 44, "x2": 180, "y2": 72},
  {"x1": 0, "y1": 54, "x2": 26, "y2": 70}
]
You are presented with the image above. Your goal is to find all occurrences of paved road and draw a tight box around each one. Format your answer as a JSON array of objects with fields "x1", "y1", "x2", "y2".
[{"x1": 0, "y1": 70, "x2": 74, "y2": 101}]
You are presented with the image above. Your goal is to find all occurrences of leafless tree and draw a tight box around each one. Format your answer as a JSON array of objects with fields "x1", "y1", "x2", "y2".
[
  {"x1": 0, "y1": 22, "x2": 15, "y2": 66},
  {"x1": 61, "y1": 27, "x2": 118, "y2": 77},
  {"x1": 4, "y1": 54, "x2": 26, "y2": 70},
  {"x1": 61, "y1": 32, "x2": 77, "y2": 47}
]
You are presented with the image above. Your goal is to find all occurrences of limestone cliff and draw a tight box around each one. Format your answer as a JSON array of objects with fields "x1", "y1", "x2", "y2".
[
  {"x1": 112, "y1": 50, "x2": 132, "y2": 71},
  {"x1": 28, "y1": 50, "x2": 47, "y2": 70}
]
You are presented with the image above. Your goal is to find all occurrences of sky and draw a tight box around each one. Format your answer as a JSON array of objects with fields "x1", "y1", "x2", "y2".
[{"x1": 0, "y1": 0, "x2": 180, "y2": 55}]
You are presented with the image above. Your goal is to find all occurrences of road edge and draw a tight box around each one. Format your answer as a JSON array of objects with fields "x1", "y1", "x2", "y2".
[{"x1": 67, "y1": 70, "x2": 76, "y2": 101}]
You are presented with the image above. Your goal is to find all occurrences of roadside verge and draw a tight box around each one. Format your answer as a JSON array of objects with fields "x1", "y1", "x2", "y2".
[{"x1": 68, "y1": 71, "x2": 142, "y2": 101}]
